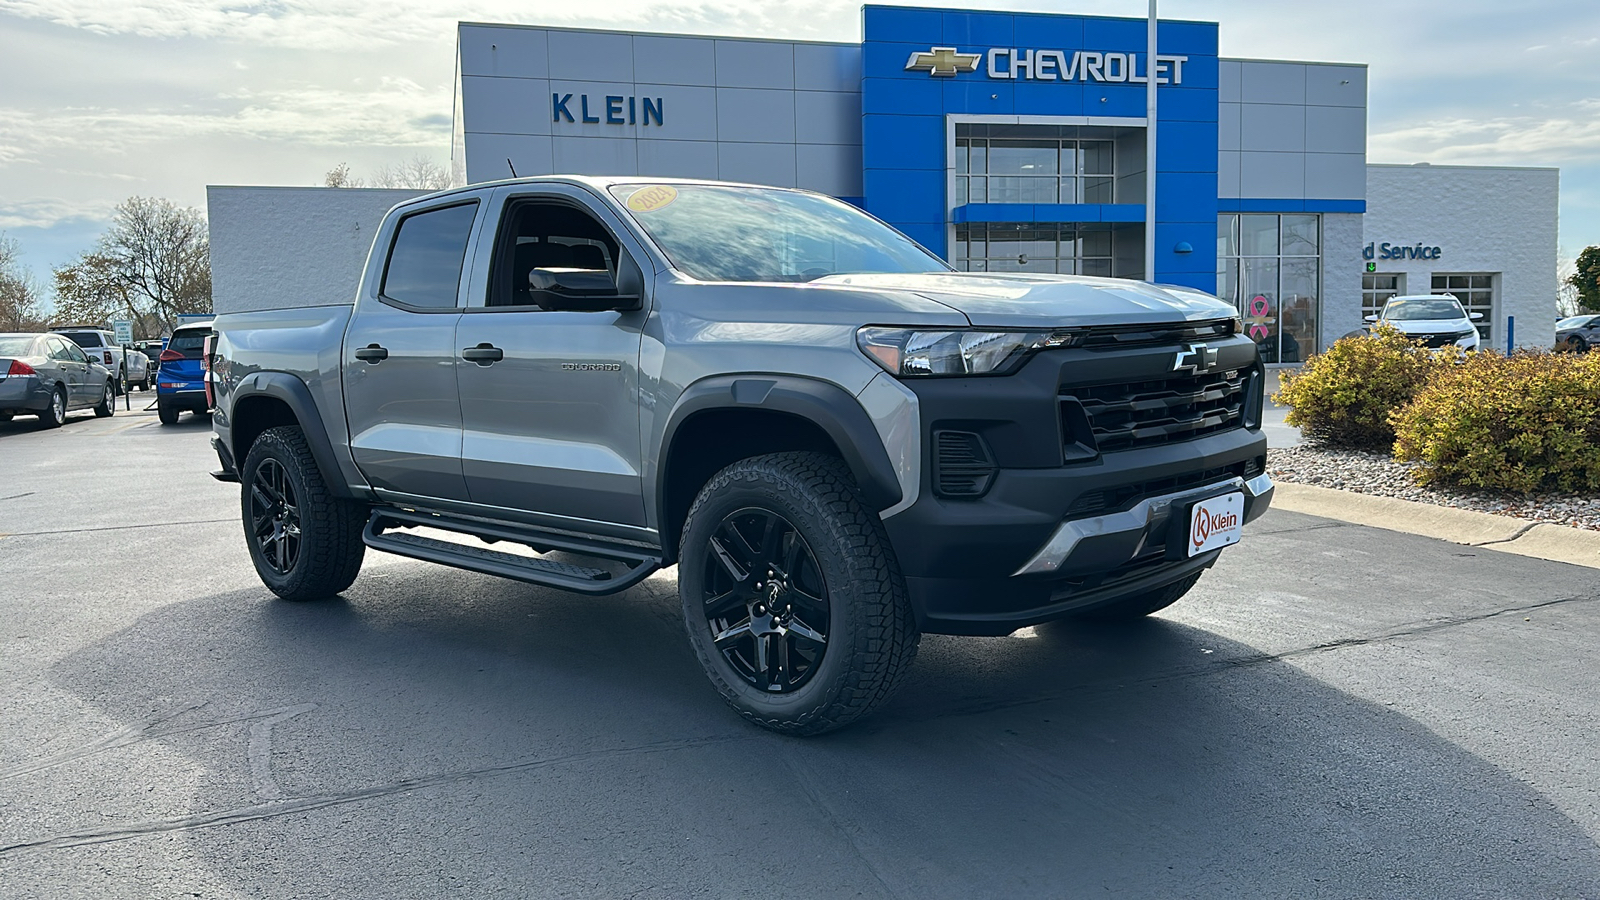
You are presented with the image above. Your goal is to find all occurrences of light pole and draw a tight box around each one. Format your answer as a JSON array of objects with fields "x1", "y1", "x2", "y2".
[{"x1": 1145, "y1": 0, "x2": 1157, "y2": 282}]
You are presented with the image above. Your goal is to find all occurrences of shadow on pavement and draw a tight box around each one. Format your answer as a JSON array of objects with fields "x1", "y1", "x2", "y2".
[{"x1": 17, "y1": 565, "x2": 1600, "y2": 898}]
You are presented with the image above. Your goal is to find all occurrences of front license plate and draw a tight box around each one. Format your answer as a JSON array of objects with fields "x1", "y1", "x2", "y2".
[{"x1": 1187, "y1": 492, "x2": 1244, "y2": 557}]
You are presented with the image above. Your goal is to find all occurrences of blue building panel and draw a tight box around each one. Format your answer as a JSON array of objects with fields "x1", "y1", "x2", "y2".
[
  {"x1": 861, "y1": 5, "x2": 1222, "y2": 285},
  {"x1": 1156, "y1": 120, "x2": 1219, "y2": 172},
  {"x1": 862, "y1": 115, "x2": 946, "y2": 169},
  {"x1": 941, "y1": 10, "x2": 1014, "y2": 46}
]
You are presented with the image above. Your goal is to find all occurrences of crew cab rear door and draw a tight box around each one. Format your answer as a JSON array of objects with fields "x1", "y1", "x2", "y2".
[
  {"x1": 343, "y1": 197, "x2": 484, "y2": 503},
  {"x1": 452, "y1": 184, "x2": 652, "y2": 529}
]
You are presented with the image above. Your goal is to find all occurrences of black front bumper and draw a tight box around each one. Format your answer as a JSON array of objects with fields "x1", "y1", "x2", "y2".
[{"x1": 881, "y1": 337, "x2": 1271, "y2": 636}]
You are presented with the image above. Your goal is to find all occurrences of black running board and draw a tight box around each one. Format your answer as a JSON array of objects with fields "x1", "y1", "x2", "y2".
[{"x1": 363, "y1": 507, "x2": 661, "y2": 595}]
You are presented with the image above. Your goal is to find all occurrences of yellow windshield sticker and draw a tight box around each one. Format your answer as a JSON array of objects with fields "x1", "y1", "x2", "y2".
[{"x1": 626, "y1": 185, "x2": 678, "y2": 213}]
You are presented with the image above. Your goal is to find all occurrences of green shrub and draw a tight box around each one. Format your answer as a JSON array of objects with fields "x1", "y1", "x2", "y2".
[
  {"x1": 1276, "y1": 326, "x2": 1461, "y2": 450},
  {"x1": 1392, "y1": 351, "x2": 1600, "y2": 492}
]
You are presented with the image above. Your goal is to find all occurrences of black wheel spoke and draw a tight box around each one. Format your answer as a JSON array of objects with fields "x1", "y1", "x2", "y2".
[
  {"x1": 704, "y1": 588, "x2": 745, "y2": 618},
  {"x1": 701, "y1": 506, "x2": 829, "y2": 694},
  {"x1": 708, "y1": 536, "x2": 748, "y2": 582},
  {"x1": 713, "y1": 619, "x2": 752, "y2": 650},
  {"x1": 785, "y1": 618, "x2": 827, "y2": 647}
]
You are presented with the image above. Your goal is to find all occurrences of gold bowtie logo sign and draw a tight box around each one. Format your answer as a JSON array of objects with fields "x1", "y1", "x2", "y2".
[{"x1": 904, "y1": 47, "x2": 981, "y2": 77}]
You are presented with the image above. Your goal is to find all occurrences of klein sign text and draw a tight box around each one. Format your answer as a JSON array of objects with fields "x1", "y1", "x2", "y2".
[{"x1": 553, "y1": 93, "x2": 664, "y2": 126}]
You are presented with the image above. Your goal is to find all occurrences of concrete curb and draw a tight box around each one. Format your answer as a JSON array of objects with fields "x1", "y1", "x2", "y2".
[{"x1": 1271, "y1": 482, "x2": 1600, "y2": 570}]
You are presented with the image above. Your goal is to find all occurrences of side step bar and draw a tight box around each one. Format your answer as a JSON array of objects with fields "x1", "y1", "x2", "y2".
[{"x1": 363, "y1": 507, "x2": 661, "y2": 596}]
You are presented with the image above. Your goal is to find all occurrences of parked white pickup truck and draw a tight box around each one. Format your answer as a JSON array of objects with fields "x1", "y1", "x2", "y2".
[{"x1": 51, "y1": 326, "x2": 151, "y2": 393}]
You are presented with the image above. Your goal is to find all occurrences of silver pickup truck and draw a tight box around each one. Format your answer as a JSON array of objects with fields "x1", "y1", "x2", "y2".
[{"x1": 210, "y1": 177, "x2": 1272, "y2": 734}]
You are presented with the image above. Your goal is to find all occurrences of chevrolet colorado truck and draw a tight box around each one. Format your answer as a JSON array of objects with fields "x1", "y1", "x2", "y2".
[{"x1": 210, "y1": 177, "x2": 1272, "y2": 734}]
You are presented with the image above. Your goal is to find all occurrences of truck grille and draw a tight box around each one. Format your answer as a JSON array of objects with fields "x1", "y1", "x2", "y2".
[
  {"x1": 1061, "y1": 369, "x2": 1246, "y2": 452},
  {"x1": 1411, "y1": 330, "x2": 1471, "y2": 348}
]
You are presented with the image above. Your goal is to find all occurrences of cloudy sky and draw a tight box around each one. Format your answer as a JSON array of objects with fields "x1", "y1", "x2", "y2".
[{"x1": 2, "y1": 0, "x2": 1597, "y2": 284}]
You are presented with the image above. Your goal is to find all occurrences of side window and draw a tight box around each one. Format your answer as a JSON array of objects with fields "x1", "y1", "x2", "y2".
[
  {"x1": 489, "y1": 200, "x2": 625, "y2": 308},
  {"x1": 380, "y1": 202, "x2": 478, "y2": 309}
]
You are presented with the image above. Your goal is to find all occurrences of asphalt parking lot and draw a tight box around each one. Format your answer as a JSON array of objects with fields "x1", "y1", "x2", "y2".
[{"x1": 2, "y1": 402, "x2": 1598, "y2": 899}]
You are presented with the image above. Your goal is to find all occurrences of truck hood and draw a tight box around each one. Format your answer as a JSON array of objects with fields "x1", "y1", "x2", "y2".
[{"x1": 816, "y1": 272, "x2": 1237, "y2": 328}]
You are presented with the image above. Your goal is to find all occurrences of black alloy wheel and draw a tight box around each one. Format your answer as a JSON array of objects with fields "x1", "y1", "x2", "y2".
[
  {"x1": 701, "y1": 508, "x2": 831, "y2": 693},
  {"x1": 250, "y1": 458, "x2": 301, "y2": 575}
]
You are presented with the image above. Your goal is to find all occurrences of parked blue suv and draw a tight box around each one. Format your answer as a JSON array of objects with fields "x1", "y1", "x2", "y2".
[{"x1": 156, "y1": 323, "x2": 212, "y2": 425}]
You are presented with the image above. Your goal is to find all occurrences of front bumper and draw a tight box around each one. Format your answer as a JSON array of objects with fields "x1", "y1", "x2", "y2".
[{"x1": 880, "y1": 337, "x2": 1271, "y2": 635}]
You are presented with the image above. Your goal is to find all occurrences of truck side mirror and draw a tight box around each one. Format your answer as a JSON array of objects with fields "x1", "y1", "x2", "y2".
[
  {"x1": 1363, "y1": 314, "x2": 1378, "y2": 323},
  {"x1": 527, "y1": 252, "x2": 644, "y2": 313},
  {"x1": 1468, "y1": 312, "x2": 1483, "y2": 321}
]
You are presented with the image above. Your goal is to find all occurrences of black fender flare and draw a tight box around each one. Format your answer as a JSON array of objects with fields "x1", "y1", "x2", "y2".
[
  {"x1": 658, "y1": 374, "x2": 903, "y2": 518},
  {"x1": 230, "y1": 371, "x2": 357, "y2": 500}
]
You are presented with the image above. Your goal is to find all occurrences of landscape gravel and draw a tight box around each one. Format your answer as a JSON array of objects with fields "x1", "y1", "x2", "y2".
[{"x1": 1268, "y1": 445, "x2": 1600, "y2": 533}]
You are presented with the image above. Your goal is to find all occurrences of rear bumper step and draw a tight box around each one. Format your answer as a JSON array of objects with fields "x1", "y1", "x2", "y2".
[{"x1": 363, "y1": 507, "x2": 661, "y2": 595}]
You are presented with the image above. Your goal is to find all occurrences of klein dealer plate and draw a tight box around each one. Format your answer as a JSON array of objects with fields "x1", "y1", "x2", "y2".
[{"x1": 1188, "y1": 492, "x2": 1244, "y2": 557}]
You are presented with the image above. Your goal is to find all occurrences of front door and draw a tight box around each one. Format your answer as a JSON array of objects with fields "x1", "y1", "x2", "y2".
[
  {"x1": 454, "y1": 190, "x2": 650, "y2": 528},
  {"x1": 342, "y1": 199, "x2": 481, "y2": 503}
]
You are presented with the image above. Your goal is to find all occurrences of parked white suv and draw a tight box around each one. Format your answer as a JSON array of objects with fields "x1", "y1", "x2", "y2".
[
  {"x1": 1366, "y1": 294, "x2": 1482, "y2": 351},
  {"x1": 51, "y1": 326, "x2": 151, "y2": 393}
]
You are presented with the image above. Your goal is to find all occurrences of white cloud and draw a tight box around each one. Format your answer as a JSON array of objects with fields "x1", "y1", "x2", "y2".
[
  {"x1": 1371, "y1": 105, "x2": 1600, "y2": 167},
  {"x1": 0, "y1": 78, "x2": 448, "y2": 166}
]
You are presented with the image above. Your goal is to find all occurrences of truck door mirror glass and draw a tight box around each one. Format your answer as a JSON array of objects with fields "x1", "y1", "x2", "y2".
[{"x1": 528, "y1": 267, "x2": 640, "y2": 312}]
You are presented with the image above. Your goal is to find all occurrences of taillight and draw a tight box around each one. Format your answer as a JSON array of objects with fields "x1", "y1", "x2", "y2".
[
  {"x1": 7, "y1": 359, "x2": 36, "y2": 376},
  {"x1": 159, "y1": 349, "x2": 184, "y2": 362},
  {"x1": 103, "y1": 350, "x2": 113, "y2": 365}
]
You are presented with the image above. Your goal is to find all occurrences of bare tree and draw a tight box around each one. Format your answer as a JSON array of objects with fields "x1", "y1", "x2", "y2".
[
  {"x1": 0, "y1": 233, "x2": 48, "y2": 332},
  {"x1": 324, "y1": 156, "x2": 450, "y2": 191},
  {"x1": 1559, "y1": 255, "x2": 1579, "y2": 317},
  {"x1": 324, "y1": 162, "x2": 363, "y2": 188},
  {"x1": 53, "y1": 197, "x2": 211, "y2": 336}
]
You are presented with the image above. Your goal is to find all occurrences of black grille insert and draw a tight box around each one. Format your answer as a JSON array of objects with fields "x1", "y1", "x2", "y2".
[
  {"x1": 1062, "y1": 369, "x2": 1246, "y2": 452},
  {"x1": 933, "y1": 430, "x2": 996, "y2": 498},
  {"x1": 1063, "y1": 463, "x2": 1248, "y2": 517}
]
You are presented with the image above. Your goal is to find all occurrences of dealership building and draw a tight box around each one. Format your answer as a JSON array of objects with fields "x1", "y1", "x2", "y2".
[{"x1": 211, "y1": 4, "x2": 1561, "y2": 356}]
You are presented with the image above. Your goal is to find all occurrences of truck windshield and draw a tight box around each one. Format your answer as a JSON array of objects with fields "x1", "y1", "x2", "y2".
[
  {"x1": 609, "y1": 184, "x2": 950, "y2": 283},
  {"x1": 61, "y1": 331, "x2": 104, "y2": 348}
]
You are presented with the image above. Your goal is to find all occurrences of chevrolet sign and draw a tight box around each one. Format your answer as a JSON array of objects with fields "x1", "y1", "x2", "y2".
[{"x1": 904, "y1": 47, "x2": 1189, "y2": 85}]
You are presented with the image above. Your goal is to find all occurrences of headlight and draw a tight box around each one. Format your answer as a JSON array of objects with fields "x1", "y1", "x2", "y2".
[
  {"x1": 1455, "y1": 329, "x2": 1478, "y2": 347},
  {"x1": 856, "y1": 327, "x2": 1078, "y2": 377}
]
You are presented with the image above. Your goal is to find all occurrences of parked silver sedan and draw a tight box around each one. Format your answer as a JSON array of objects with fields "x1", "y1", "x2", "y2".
[{"x1": 0, "y1": 332, "x2": 117, "y2": 428}]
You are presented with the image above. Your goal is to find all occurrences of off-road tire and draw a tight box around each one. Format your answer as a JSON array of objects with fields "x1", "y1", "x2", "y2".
[
  {"x1": 93, "y1": 380, "x2": 115, "y2": 417},
  {"x1": 1062, "y1": 571, "x2": 1204, "y2": 622},
  {"x1": 679, "y1": 451, "x2": 919, "y2": 736},
  {"x1": 241, "y1": 426, "x2": 366, "y2": 601},
  {"x1": 157, "y1": 402, "x2": 179, "y2": 425},
  {"x1": 38, "y1": 386, "x2": 67, "y2": 428}
]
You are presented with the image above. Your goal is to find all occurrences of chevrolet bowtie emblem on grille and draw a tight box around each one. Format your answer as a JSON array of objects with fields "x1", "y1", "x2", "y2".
[
  {"x1": 1173, "y1": 343, "x2": 1219, "y2": 374},
  {"x1": 904, "y1": 47, "x2": 982, "y2": 77}
]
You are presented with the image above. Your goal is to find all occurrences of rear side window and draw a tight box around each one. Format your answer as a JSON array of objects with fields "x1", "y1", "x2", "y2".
[
  {"x1": 62, "y1": 331, "x2": 104, "y2": 348},
  {"x1": 167, "y1": 331, "x2": 210, "y2": 358},
  {"x1": 381, "y1": 202, "x2": 478, "y2": 309}
]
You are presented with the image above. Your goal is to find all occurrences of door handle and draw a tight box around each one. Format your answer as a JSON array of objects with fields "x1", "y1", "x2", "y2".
[
  {"x1": 462, "y1": 343, "x2": 504, "y2": 365},
  {"x1": 354, "y1": 344, "x2": 388, "y2": 363}
]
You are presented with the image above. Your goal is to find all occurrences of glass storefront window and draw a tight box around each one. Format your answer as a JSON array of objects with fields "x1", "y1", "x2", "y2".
[
  {"x1": 1431, "y1": 273, "x2": 1496, "y2": 341},
  {"x1": 1218, "y1": 213, "x2": 1321, "y2": 363},
  {"x1": 955, "y1": 126, "x2": 1124, "y2": 207},
  {"x1": 955, "y1": 223, "x2": 1128, "y2": 276},
  {"x1": 1362, "y1": 274, "x2": 1403, "y2": 321},
  {"x1": 1239, "y1": 214, "x2": 1278, "y2": 256}
]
